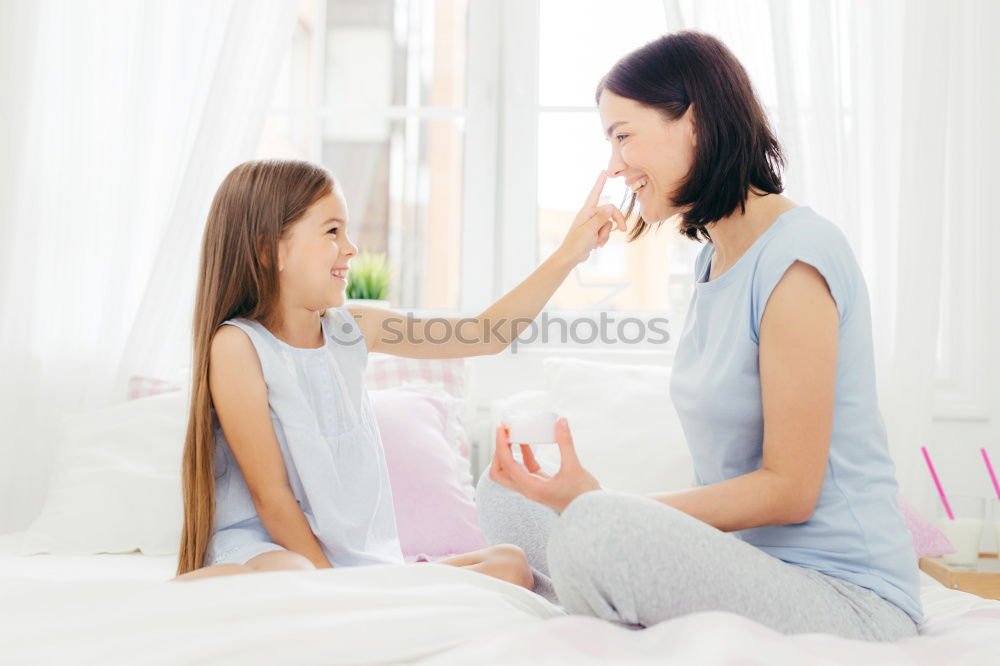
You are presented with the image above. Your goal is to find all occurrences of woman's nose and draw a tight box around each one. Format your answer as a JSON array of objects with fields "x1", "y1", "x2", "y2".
[{"x1": 606, "y1": 147, "x2": 627, "y2": 178}]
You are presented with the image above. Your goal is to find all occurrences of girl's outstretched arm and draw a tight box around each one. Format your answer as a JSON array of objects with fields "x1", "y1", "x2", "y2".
[{"x1": 350, "y1": 172, "x2": 626, "y2": 359}]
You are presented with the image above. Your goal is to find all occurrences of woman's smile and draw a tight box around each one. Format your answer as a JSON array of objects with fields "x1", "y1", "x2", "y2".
[
  {"x1": 627, "y1": 175, "x2": 650, "y2": 209},
  {"x1": 627, "y1": 176, "x2": 649, "y2": 193}
]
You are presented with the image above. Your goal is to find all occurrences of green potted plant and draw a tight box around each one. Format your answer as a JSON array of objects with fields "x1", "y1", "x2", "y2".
[{"x1": 345, "y1": 250, "x2": 391, "y2": 308}]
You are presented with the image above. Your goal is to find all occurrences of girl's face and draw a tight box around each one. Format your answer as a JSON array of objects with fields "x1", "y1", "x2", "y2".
[
  {"x1": 597, "y1": 90, "x2": 697, "y2": 223},
  {"x1": 276, "y1": 190, "x2": 358, "y2": 309}
]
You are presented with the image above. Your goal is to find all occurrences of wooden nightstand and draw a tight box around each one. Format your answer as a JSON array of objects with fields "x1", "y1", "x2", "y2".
[{"x1": 919, "y1": 553, "x2": 1000, "y2": 600}]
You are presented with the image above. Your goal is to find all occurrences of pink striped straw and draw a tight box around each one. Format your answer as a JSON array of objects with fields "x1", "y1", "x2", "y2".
[
  {"x1": 921, "y1": 446, "x2": 954, "y2": 520},
  {"x1": 981, "y1": 448, "x2": 1000, "y2": 502}
]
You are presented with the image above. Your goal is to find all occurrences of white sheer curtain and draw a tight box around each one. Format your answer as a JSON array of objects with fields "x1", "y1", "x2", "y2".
[
  {"x1": 666, "y1": 0, "x2": 997, "y2": 513},
  {"x1": 0, "y1": 0, "x2": 297, "y2": 532}
]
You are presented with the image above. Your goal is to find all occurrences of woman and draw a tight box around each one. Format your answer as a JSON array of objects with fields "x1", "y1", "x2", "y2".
[{"x1": 476, "y1": 30, "x2": 922, "y2": 642}]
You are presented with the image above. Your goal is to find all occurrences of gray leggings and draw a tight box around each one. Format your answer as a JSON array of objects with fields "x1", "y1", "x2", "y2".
[{"x1": 475, "y1": 465, "x2": 918, "y2": 642}]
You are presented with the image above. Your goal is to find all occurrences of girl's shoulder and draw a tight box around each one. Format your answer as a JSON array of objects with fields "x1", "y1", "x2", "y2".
[
  {"x1": 214, "y1": 317, "x2": 269, "y2": 351},
  {"x1": 208, "y1": 320, "x2": 270, "y2": 385},
  {"x1": 217, "y1": 316, "x2": 258, "y2": 334},
  {"x1": 212, "y1": 318, "x2": 270, "y2": 366}
]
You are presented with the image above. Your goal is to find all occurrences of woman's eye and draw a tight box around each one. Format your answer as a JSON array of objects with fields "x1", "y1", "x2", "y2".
[
  {"x1": 615, "y1": 134, "x2": 627, "y2": 143},
  {"x1": 327, "y1": 228, "x2": 339, "y2": 236}
]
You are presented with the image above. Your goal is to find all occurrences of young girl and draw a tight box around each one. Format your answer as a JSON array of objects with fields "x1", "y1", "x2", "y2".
[{"x1": 172, "y1": 159, "x2": 624, "y2": 587}]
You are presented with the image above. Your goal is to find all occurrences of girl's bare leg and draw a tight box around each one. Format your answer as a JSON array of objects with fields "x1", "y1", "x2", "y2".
[
  {"x1": 172, "y1": 546, "x2": 534, "y2": 590},
  {"x1": 171, "y1": 550, "x2": 314, "y2": 581},
  {"x1": 171, "y1": 563, "x2": 253, "y2": 581}
]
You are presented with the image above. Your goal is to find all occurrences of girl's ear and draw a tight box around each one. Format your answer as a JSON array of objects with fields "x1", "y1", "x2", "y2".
[
  {"x1": 255, "y1": 236, "x2": 270, "y2": 269},
  {"x1": 276, "y1": 237, "x2": 290, "y2": 273},
  {"x1": 256, "y1": 236, "x2": 285, "y2": 272}
]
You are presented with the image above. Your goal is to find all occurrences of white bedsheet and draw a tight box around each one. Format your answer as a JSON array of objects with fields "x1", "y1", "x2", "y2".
[{"x1": 1, "y1": 532, "x2": 998, "y2": 665}]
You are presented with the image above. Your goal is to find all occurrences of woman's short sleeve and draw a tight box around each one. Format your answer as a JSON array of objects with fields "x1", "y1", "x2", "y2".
[{"x1": 748, "y1": 219, "x2": 857, "y2": 345}]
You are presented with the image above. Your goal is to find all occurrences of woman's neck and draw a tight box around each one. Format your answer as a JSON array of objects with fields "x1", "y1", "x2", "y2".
[{"x1": 704, "y1": 192, "x2": 797, "y2": 277}]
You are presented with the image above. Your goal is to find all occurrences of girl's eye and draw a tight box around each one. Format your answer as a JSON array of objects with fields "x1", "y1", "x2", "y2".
[
  {"x1": 615, "y1": 134, "x2": 627, "y2": 143},
  {"x1": 327, "y1": 228, "x2": 339, "y2": 236}
]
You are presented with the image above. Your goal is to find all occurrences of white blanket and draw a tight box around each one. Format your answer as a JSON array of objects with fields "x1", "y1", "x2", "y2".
[{"x1": 1, "y1": 546, "x2": 998, "y2": 665}]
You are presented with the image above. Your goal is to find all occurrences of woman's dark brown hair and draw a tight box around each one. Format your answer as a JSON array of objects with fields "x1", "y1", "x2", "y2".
[
  {"x1": 176, "y1": 159, "x2": 335, "y2": 575},
  {"x1": 596, "y1": 30, "x2": 785, "y2": 243}
]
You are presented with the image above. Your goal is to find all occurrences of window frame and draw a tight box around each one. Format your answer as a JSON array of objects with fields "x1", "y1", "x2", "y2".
[{"x1": 478, "y1": 0, "x2": 685, "y2": 351}]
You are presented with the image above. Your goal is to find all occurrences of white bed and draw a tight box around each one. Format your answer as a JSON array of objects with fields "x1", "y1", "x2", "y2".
[
  {"x1": 2, "y1": 531, "x2": 999, "y2": 666},
  {"x1": 6, "y1": 360, "x2": 999, "y2": 664}
]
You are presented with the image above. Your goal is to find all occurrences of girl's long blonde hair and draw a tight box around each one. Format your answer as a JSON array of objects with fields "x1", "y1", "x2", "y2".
[{"x1": 176, "y1": 159, "x2": 335, "y2": 575}]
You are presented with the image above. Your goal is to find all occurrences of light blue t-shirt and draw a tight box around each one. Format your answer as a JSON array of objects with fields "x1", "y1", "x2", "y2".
[{"x1": 668, "y1": 206, "x2": 924, "y2": 624}]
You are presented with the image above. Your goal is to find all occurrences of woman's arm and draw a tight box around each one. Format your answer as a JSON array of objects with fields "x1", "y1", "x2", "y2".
[
  {"x1": 648, "y1": 260, "x2": 839, "y2": 531},
  {"x1": 350, "y1": 172, "x2": 626, "y2": 359},
  {"x1": 646, "y1": 469, "x2": 805, "y2": 531}
]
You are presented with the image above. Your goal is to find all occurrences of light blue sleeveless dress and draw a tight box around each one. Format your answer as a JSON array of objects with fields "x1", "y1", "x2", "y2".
[
  {"x1": 205, "y1": 307, "x2": 404, "y2": 568},
  {"x1": 669, "y1": 206, "x2": 923, "y2": 624}
]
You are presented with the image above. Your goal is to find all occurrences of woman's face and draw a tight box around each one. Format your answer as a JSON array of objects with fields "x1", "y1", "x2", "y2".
[
  {"x1": 597, "y1": 90, "x2": 696, "y2": 223},
  {"x1": 276, "y1": 189, "x2": 358, "y2": 309}
]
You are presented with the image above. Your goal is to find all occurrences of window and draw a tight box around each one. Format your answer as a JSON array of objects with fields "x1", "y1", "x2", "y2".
[
  {"x1": 259, "y1": 1, "x2": 701, "y2": 338},
  {"x1": 535, "y1": 0, "x2": 697, "y2": 317},
  {"x1": 258, "y1": 0, "x2": 467, "y2": 310}
]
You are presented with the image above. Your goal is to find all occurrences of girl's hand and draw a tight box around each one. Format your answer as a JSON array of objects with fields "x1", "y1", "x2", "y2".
[
  {"x1": 489, "y1": 418, "x2": 603, "y2": 514},
  {"x1": 555, "y1": 171, "x2": 628, "y2": 266}
]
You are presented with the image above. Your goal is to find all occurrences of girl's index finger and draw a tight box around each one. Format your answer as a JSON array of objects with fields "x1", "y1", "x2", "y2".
[{"x1": 582, "y1": 171, "x2": 608, "y2": 211}]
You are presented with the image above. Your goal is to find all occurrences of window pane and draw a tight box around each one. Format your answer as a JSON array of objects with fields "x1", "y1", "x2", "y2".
[
  {"x1": 539, "y1": 0, "x2": 666, "y2": 107},
  {"x1": 322, "y1": 117, "x2": 463, "y2": 309},
  {"x1": 324, "y1": 0, "x2": 466, "y2": 109},
  {"x1": 538, "y1": 112, "x2": 698, "y2": 317},
  {"x1": 256, "y1": 4, "x2": 316, "y2": 158},
  {"x1": 259, "y1": 0, "x2": 467, "y2": 309}
]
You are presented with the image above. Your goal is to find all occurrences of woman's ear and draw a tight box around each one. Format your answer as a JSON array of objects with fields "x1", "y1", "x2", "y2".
[{"x1": 685, "y1": 104, "x2": 696, "y2": 146}]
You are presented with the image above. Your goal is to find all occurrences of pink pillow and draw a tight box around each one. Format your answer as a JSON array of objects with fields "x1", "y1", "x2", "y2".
[
  {"x1": 370, "y1": 386, "x2": 487, "y2": 557},
  {"x1": 365, "y1": 355, "x2": 470, "y2": 459},
  {"x1": 896, "y1": 493, "x2": 957, "y2": 558},
  {"x1": 366, "y1": 354, "x2": 466, "y2": 398}
]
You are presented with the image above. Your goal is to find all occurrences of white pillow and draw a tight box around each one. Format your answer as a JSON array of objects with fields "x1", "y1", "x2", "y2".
[
  {"x1": 17, "y1": 391, "x2": 188, "y2": 556},
  {"x1": 541, "y1": 357, "x2": 694, "y2": 495},
  {"x1": 17, "y1": 383, "x2": 480, "y2": 558}
]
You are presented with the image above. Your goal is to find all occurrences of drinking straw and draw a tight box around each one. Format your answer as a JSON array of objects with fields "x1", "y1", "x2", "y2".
[
  {"x1": 921, "y1": 446, "x2": 954, "y2": 520},
  {"x1": 981, "y1": 448, "x2": 1000, "y2": 502}
]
